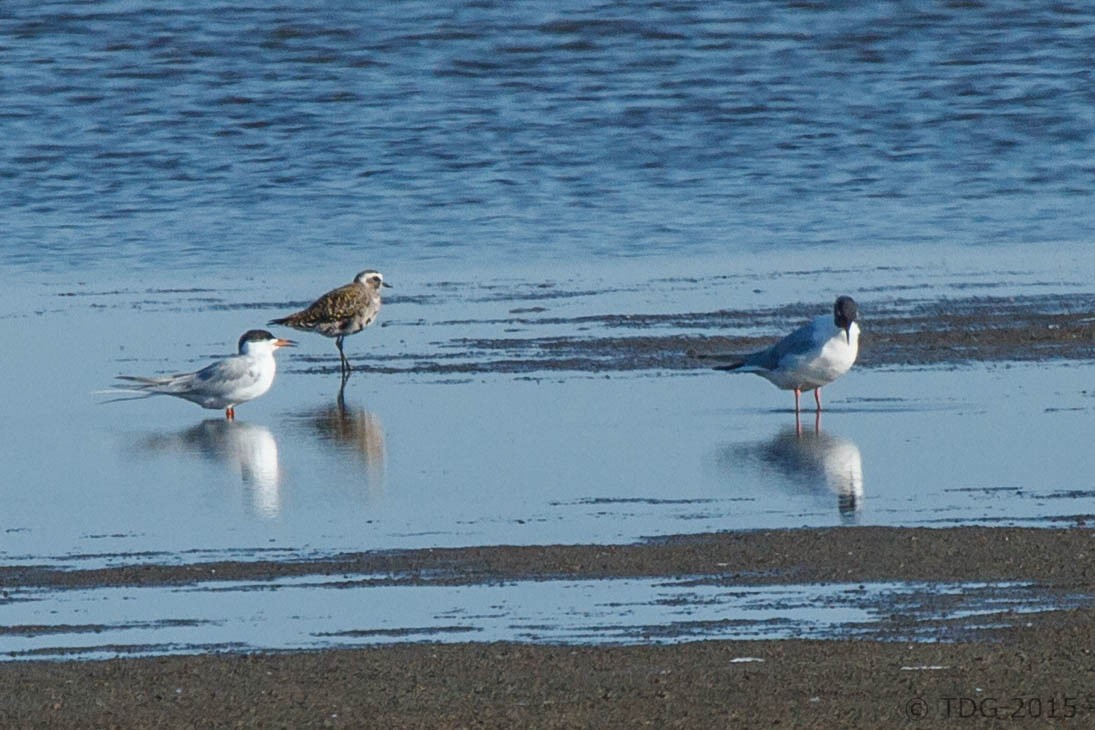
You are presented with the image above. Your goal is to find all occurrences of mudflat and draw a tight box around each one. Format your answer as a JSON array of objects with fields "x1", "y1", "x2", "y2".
[{"x1": 2, "y1": 526, "x2": 1093, "y2": 728}]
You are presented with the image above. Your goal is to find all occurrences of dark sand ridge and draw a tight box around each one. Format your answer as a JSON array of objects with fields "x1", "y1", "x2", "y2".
[
  {"x1": 312, "y1": 291, "x2": 1095, "y2": 375},
  {"x1": 4, "y1": 294, "x2": 1094, "y2": 727},
  {"x1": 2, "y1": 527, "x2": 1093, "y2": 590}
]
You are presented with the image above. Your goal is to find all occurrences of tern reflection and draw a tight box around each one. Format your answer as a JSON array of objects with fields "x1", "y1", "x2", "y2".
[
  {"x1": 719, "y1": 424, "x2": 864, "y2": 521},
  {"x1": 296, "y1": 391, "x2": 386, "y2": 500},
  {"x1": 136, "y1": 420, "x2": 281, "y2": 518}
]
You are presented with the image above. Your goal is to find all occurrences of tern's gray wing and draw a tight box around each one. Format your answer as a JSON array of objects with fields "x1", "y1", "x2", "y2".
[
  {"x1": 117, "y1": 356, "x2": 257, "y2": 398},
  {"x1": 184, "y1": 356, "x2": 261, "y2": 396},
  {"x1": 740, "y1": 321, "x2": 818, "y2": 370}
]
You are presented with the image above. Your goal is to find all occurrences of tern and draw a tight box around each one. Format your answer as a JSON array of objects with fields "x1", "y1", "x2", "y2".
[
  {"x1": 268, "y1": 269, "x2": 389, "y2": 375},
  {"x1": 703, "y1": 296, "x2": 860, "y2": 413},
  {"x1": 106, "y1": 330, "x2": 295, "y2": 420}
]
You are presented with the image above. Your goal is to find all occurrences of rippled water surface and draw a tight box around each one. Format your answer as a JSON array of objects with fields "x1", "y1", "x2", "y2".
[
  {"x1": 2, "y1": 1, "x2": 1093, "y2": 655},
  {"x1": 4, "y1": 1, "x2": 1094, "y2": 274}
]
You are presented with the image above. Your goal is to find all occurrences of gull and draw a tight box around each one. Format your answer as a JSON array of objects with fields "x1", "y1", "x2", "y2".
[
  {"x1": 105, "y1": 330, "x2": 295, "y2": 420},
  {"x1": 704, "y1": 296, "x2": 860, "y2": 413},
  {"x1": 268, "y1": 269, "x2": 389, "y2": 375}
]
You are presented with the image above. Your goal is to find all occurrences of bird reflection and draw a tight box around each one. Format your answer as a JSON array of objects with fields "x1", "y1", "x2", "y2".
[
  {"x1": 295, "y1": 385, "x2": 386, "y2": 500},
  {"x1": 719, "y1": 423, "x2": 864, "y2": 521},
  {"x1": 137, "y1": 420, "x2": 282, "y2": 518}
]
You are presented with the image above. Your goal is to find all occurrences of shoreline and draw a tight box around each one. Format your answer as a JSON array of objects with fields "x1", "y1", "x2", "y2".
[{"x1": 2, "y1": 525, "x2": 1094, "y2": 727}]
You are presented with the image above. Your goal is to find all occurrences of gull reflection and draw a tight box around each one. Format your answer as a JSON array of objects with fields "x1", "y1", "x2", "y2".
[
  {"x1": 295, "y1": 390, "x2": 386, "y2": 501},
  {"x1": 719, "y1": 423, "x2": 864, "y2": 521},
  {"x1": 137, "y1": 420, "x2": 282, "y2": 518}
]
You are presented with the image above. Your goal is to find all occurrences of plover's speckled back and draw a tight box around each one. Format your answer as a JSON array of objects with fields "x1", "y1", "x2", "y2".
[
  {"x1": 269, "y1": 270, "x2": 390, "y2": 374},
  {"x1": 105, "y1": 330, "x2": 296, "y2": 420},
  {"x1": 702, "y1": 296, "x2": 860, "y2": 415}
]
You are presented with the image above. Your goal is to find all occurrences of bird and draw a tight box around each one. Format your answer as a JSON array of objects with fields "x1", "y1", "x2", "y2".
[
  {"x1": 268, "y1": 269, "x2": 389, "y2": 375},
  {"x1": 105, "y1": 330, "x2": 296, "y2": 420},
  {"x1": 702, "y1": 296, "x2": 860, "y2": 414}
]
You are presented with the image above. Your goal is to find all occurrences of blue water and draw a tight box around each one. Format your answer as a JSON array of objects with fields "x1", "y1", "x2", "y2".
[
  {"x1": 3, "y1": 0, "x2": 1094, "y2": 276},
  {"x1": 3, "y1": 2, "x2": 1094, "y2": 656}
]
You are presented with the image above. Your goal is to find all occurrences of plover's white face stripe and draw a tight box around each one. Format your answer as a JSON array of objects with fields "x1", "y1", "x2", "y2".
[
  {"x1": 268, "y1": 270, "x2": 386, "y2": 375},
  {"x1": 354, "y1": 269, "x2": 384, "y2": 287}
]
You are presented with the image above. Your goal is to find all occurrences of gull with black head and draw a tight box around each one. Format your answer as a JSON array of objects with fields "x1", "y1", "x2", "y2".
[{"x1": 702, "y1": 296, "x2": 860, "y2": 414}]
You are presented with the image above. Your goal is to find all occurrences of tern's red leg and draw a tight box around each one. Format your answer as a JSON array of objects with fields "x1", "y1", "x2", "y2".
[
  {"x1": 814, "y1": 388, "x2": 822, "y2": 412},
  {"x1": 793, "y1": 388, "x2": 801, "y2": 414},
  {"x1": 226, "y1": 407, "x2": 235, "y2": 421}
]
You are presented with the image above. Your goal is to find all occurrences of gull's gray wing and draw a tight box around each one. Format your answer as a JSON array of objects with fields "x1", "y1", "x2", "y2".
[{"x1": 739, "y1": 320, "x2": 819, "y2": 370}]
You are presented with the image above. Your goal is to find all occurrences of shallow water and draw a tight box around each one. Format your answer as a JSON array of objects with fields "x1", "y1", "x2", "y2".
[
  {"x1": 2, "y1": 260, "x2": 1093, "y2": 570},
  {"x1": 3, "y1": 253, "x2": 1093, "y2": 656},
  {"x1": 0, "y1": 576, "x2": 1079, "y2": 660}
]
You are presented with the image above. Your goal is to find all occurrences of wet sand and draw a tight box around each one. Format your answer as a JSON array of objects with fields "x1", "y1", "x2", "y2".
[
  {"x1": 3, "y1": 295, "x2": 1094, "y2": 727},
  {"x1": 347, "y1": 292, "x2": 1095, "y2": 375},
  {"x1": 3, "y1": 526, "x2": 1093, "y2": 590},
  {"x1": 3, "y1": 526, "x2": 1094, "y2": 727},
  {"x1": 5, "y1": 623, "x2": 1095, "y2": 728}
]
